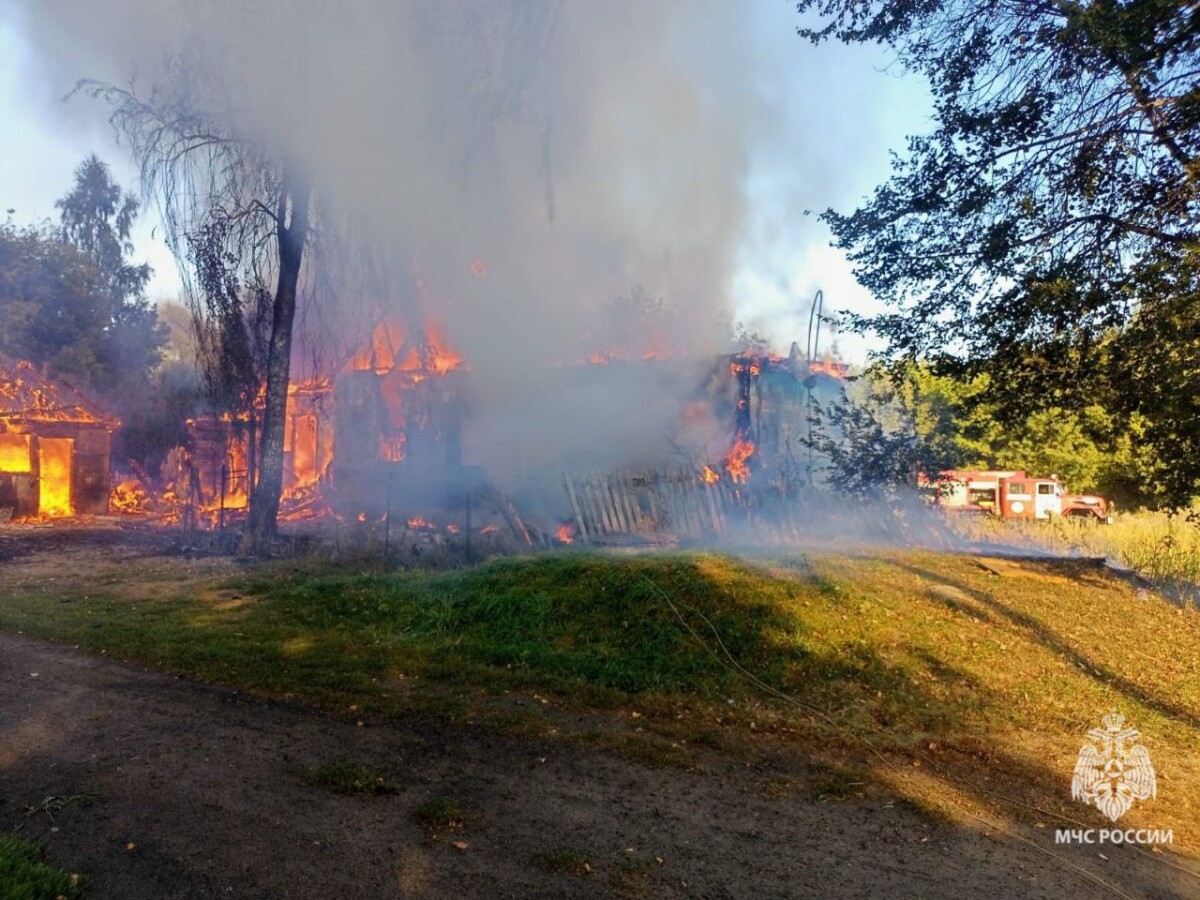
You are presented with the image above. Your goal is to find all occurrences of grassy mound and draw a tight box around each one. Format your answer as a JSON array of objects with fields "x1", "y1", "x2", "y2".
[
  {"x1": 4, "y1": 545, "x2": 1200, "y2": 844},
  {"x1": 251, "y1": 554, "x2": 810, "y2": 696}
]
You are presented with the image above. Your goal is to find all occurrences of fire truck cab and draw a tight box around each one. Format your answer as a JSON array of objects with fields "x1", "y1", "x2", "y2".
[{"x1": 934, "y1": 470, "x2": 1111, "y2": 522}]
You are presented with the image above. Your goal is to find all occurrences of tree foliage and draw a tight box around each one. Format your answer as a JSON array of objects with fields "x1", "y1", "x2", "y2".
[
  {"x1": 0, "y1": 156, "x2": 165, "y2": 408},
  {"x1": 798, "y1": 0, "x2": 1200, "y2": 499},
  {"x1": 816, "y1": 363, "x2": 1173, "y2": 509},
  {"x1": 56, "y1": 154, "x2": 151, "y2": 307}
]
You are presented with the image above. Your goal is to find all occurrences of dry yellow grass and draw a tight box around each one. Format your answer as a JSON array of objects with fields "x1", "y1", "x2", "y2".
[{"x1": 949, "y1": 510, "x2": 1200, "y2": 587}]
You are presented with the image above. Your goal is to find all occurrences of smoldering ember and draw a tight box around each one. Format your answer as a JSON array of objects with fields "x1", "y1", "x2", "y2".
[{"x1": 3, "y1": 2, "x2": 1200, "y2": 899}]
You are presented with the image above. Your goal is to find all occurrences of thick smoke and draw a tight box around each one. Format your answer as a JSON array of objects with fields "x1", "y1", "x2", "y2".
[{"x1": 10, "y1": 0, "x2": 767, "y2": 479}]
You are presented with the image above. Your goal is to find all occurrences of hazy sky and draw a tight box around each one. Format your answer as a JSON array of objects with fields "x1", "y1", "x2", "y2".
[{"x1": 0, "y1": 2, "x2": 930, "y2": 363}]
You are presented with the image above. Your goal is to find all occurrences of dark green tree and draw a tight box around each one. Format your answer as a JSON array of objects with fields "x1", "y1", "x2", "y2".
[
  {"x1": 56, "y1": 154, "x2": 151, "y2": 306},
  {"x1": 797, "y1": 0, "x2": 1200, "y2": 499},
  {"x1": 0, "y1": 152, "x2": 166, "y2": 400},
  {"x1": 0, "y1": 220, "x2": 110, "y2": 381}
]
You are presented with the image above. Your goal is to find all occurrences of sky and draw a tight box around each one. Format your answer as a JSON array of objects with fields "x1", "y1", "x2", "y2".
[{"x1": 0, "y1": 2, "x2": 931, "y2": 364}]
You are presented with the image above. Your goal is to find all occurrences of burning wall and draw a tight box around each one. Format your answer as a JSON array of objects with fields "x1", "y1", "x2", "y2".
[
  {"x1": 0, "y1": 358, "x2": 117, "y2": 519},
  {"x1": 178, "y1": 320, "x2": 472, "y2": 523},
  {"x1": 699, "y1": 347, "x2": 848, "y2": 490},
  {"x1": 182, "y1": 379, "x2": 335, "y2": 523}
]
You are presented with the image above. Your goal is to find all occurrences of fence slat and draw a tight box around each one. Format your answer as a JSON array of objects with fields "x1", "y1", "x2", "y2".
[{"x1": 564, "y1": 474, "x2": 591, "y2": 545}]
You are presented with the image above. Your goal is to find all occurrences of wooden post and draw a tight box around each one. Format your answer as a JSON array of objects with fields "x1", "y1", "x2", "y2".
[
  {"x1": 702, "y1": 478, "x2": 719, "y2": 533},
  {"x1": 619, "y1": 480, "x2": 640, "y2": 532},
  {"x1": 464, "y1": 487, "x2": 473, "y2": 560},
  {"x1": 494, "y1": 489, "x2": 534, "y2": 546},
  {"x1": 564, "y1": 474, "x2": 591, "y2": 545},
  {"x1": 590, "y1": 477, "x2": 615, "y2": 534},
  {"x1": 606, "y1": 477, "x2": 628, "y2": 532}
]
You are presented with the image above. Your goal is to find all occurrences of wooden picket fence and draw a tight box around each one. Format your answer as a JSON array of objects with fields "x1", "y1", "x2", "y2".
[{"x1": 561, "y1": 470, "x2": 814, "y2": 544}]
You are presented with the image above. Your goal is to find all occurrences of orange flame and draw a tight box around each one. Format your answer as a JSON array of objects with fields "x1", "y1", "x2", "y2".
[
  {"x1": 725, "y1": 439, "x2": 755, "y2": 485},
  {"x1": 348, "y1": 320, "x2": 465, "y2": 379},
  {"x1": 0, "y1": 434, "x2": 32, "y2": 472},
  {"x1": 555, "y1": 523, "x2": 576, "y2": 544},
  {"x1": 37, "y1": 438, "x2": 74, "y2": 516},
  {"x1": 109, "y1": 479, "x2": 150, "y2": 514},
  {"x1": 701, "y1": 465, "x2": 720, "y2": 484}
]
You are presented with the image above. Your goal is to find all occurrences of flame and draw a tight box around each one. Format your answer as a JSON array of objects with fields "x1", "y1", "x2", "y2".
[
  {"x1": 470, "y1": 258, "x2": 488, "y2": 277},
  {"x1": 407, "y1": 514, "x2": 429, "y2": 528},
  {"x1": 37, "y1": 437, "x2": 73, "y2": 516},
  {"x1": 278, "y1": 480, "x2": 332, "y2": 522},
  {"x1": 0, "y1": 433, "x2": 32, "y2": 472},
  {"x1": 555, "y1": 523, "x2": 576, "y2": 544},
  {"x1": 109, "y1": 479, "x2": 150, "y2": 514},
  {"x1": 701, "y1": 465, "x2": 720, "y2": 484},
  {"x1": 380, "y1": 436, "x2": 406, "y2": 463},
  {"x1": 724, "y1": 439, "x2": 755, "y2": 485},
  {"x1": 808, "y1": 359, "x2": 849, "y2": 379},
  {"x1": 349, "y1": 320, "x2": 465, "y2": 380},
  {"x1": 0, "y1": 360, "x2": 112, "y2": 425},
  {"x1": 421, "y1": 324, "x2": 464, "y2": 376},
  {"x1": 480, "y1": 525, "x2": 499, "y2": 534}
]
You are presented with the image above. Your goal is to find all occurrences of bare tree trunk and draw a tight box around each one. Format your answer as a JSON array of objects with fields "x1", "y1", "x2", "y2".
[{"x1": 241, "y1": 166, "x2": 312, "y2": 556}]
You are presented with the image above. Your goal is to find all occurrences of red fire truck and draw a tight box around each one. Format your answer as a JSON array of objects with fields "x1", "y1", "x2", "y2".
[{"x1": 931, "y1": 470, "x2": 1111, "y2": 522}]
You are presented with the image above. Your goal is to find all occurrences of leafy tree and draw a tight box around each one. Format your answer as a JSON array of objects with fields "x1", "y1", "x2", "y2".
[
  {"x1": 831, "y1": 362, "x2": 1168, "y2": 507},
  {"x1": 0, "y1": 221, "x2": 102, "y2": 378},
  {"x1": 115, "y1": 301, "x2": 204, "y2": 474},
  {"x1": 806, "y1": 390, "x2": 952, "y2": 501},
  {"x1": 797, "y1": 0, "x2": 1200, "y2": 499},
  {"x1": 888, "y1": 364, "x2": 1002, "y2": 465},
  {"x1": 1107, "y1": 252, "x2": 1200, "y2": 500},
  {"x1": 0, "y1": 153, "x2": 166, "y2": 405},
  {"x1": 56, "y1": 154, "x2": 151, "y2": 307}
]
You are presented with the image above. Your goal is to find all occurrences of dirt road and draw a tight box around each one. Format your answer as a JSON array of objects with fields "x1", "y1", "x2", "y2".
[{"x1": 0, "y1": 631, "x2": 1196, "y2": 898}]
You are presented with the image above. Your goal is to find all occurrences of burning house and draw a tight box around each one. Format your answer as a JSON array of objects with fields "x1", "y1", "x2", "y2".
[
  {"x1": 176, "y1": 319, "x2": 477, "y2": 525},
  {"x1": 159, "y1": 314, "x2": 849, "y2": 544},
  {"x1": 0, "y1": 358, "x2": 117, "y2": 520}
]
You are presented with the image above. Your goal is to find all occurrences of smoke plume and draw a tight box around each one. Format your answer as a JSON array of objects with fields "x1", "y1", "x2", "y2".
[{"x1": 11, "y1": 0, "x2": 772, "y2": 478}]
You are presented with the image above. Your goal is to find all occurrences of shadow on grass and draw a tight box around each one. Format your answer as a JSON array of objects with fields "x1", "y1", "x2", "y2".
[{"x1": 887, "y1": 558, "x2": 1200, "y2": 732}]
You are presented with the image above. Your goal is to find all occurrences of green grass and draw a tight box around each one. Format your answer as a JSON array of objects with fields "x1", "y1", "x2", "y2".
[
  {"x1": 0, "y1": 833, "x2": 83, "y2": 900},
  {"x1": 289, "y1": 760, "x2": 400, "y2": 796},
  {"x1": 5, "y1": 547, "x2": 1200, "y2": 847}
]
